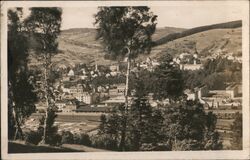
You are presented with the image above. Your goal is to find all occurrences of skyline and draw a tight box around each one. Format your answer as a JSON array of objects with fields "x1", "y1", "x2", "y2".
[
  {"x1": 20, "y1": 4, "x2": 244, "y2": 30},
  {"x1": 61, "y1": 5, "x2": 243, "y2": 30}
]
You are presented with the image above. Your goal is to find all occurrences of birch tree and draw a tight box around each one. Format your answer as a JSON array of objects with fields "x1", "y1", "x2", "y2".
[
  {"x1": 25, "y1": 7, "x2": 62, "y2": 144},
  {"x1": 94, "y1": 6, "x2": 157, "y2": 150}
]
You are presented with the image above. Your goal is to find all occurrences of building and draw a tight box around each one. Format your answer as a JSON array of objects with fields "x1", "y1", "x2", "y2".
[
  {"x1": 226, "y1": 83, "x2": 241, "y2": 98},
  {"x1": 102, "y1": 96, "x2": 132, "y2": 107},
  {"x1": 55, "y1": 100, "x2": 67, "y2": 112},
  {"x1": 179, "y1": 52, "x2": 192, "y2": 59},
  {"x1": 65, "y1": 85, "x2": 84, "y2": 94},
  {"x1": 195, "y1": 85, "x2": 209, "y2": 99},
  {"x1": 184, "y1": 89, "x2": 196, "y2": 100},
  {"x1": 75, "y1": 106, "x2": 111, "y2": 113},
  {"x1": 109, "y1": 84, "x2": 126, "y2": 97},
  {"x1": 68, "y1": 69, "x2": 74, "y2": 77},
  {"x1": 62, "y1": 103, "x2": 77, "y2": 112},
  {"x1": 180, "y1": 64, "x2": 203, "y2": 70},
  {"x1": 74, "y1": 92, "x2": 97, "y2": 104},
  {"x1": 117, "y1": 84, "x2": 126, "y2": 95},
  {"x1": 110, "y1": 64, "x2": 120, "y2": 72}
]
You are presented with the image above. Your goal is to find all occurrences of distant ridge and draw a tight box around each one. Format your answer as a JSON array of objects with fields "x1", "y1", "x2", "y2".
[
  {"x1": 28, "y1": 21, "x2": 242, "y2": 67},
  {"x1": 153, "y1": 20, "x2": 242, "y2": 46}
]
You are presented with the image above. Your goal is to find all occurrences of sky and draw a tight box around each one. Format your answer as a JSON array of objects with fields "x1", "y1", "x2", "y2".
[
  {"x1": 61, "y1": 4, "x2": 243, "y2": 30},
  {"x1": 20, "y1": 3, "x2": 244, "y2": 30}
]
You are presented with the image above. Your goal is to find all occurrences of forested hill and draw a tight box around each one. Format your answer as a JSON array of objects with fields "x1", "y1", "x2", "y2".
[{"x1": 153, "y1": 20, "x2": 242, "y2": 46}]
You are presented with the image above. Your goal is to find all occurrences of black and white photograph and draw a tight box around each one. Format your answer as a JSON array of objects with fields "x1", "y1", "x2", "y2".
[{"x1": 1, "y1": 1, "x2": 249, "y2": 159}]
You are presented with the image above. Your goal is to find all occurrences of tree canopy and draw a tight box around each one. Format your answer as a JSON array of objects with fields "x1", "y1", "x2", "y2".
[
  {"x1": 94, "y1": 7, "x2": 157, "y2": 60},
  {"x1": 25, "y1": 7, "x2": 62, "y2": 55},
  {"x1": 8, "y1": 8, "x2": 37, "y2": 140}
]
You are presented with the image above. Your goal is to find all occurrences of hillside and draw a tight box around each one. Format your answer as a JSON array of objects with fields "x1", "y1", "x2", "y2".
[
  {"x1": 145, "y1": 27, "x2": 242, "y2": 61},
  {"x1": 28, "y1": 21, "x2": 242, "y2": 67},
  {"x1": 53, "y1": 27, "x2": 185, "y2": 67}
]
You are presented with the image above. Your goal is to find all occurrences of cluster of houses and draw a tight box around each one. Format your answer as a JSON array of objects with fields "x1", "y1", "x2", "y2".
[
  {"x1": 184, "y1": 83, "x2": 242, "y2": 109},
  {"x1": 184, "y1": 82, "x2": 242, "y2": 149},
  {"x1": 173, "y1": 52, "x2": 203, "y2": 70},
  {"x1": 209, "y1": 48, "x2": 242, "y2": 63},
  {"x1": 35, "y1": 62, "x2": 129, "y2": 113}
]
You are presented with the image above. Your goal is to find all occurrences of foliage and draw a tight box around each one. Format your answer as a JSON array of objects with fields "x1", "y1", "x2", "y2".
[
  {"x1": 96, "y1": 100, "x2": 222, "y2": 151},
  {"x1": 96, "y1": 78, "x2": 165, "y2": 151},
  {"x1": 60, "y1": 132, "x2": 92, "y2": 146},
  {"x1": 25, "y1": 131, "x2": 43, "y2": 145},
  {"x1": 36, "y1": 112, "x2": 61, "y2": 146},
  {"x1": 61, "y1": 131, "x2": 74, "y2": 144},
  {"x1": 94, "y1": 6, "x2": 157, "y2": 60},
  {"x1": 152, "y1": 54, "x2": 184, "y2": 101},
  {"x1": 162, "y1": 101, "x2": 222, "y2": 150},
  {"x1": 78, "y1": 133, "x2": 92, "y2": 146},
  {"x1": 25, "y1": 7, "x2": 62, "y2": 54},
  {"x1": 230, "y1": 112, "x2": 242, "y2": 150},
  {"x1": 91, "y1": 134, "x2": 119, "y2": 150},
  {"x1": 8, "y1": 8, "x2": 37, "y2": 140},
  {"x1": 127, "y1": 98, "x2": 165, "y2": 151},
  {"x1": 182, "y1": 57, "x2": 242, "y2": 90},
  {"x1": 94, "y1": 6, "x2": 157, "y2": 151},
  {"x1": 25, "y1": 7, "x2": 62, "y2": 144},
  {"x1": 129, "y1": 54, "x2": 184, "y2": 101},
  {"x1": 126, "y1": 76, "x2": 165, "y2": 151}
]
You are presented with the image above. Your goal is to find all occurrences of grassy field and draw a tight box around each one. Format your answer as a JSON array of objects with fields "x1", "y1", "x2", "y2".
[
  {"x1": 30, "y1": 113, "x2": 102, "y2": 123},
  {"x1": 24, "y1": 113, "x2": 102, "y2": 134}
]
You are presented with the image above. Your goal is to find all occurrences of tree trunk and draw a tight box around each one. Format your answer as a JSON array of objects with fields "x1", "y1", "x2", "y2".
[
  {"x1": 40, "y1": 57, "x2": 49, "y2": 144},
  {"x1": 13, "y1": 108, "x2": 24, "y2": 140},
  {"x1": 119, "y1": 50, "x2": 131, "y2": 151}
]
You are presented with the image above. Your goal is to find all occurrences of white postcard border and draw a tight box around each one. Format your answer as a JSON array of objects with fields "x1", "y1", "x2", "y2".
[{"x1": 1, "y1": 1, "x2": 249, "y2": 160}]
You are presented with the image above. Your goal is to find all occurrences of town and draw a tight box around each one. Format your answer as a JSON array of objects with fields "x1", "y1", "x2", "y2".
[{"x1": 23, "y1": 51, "x2": 242, "y2": 149}]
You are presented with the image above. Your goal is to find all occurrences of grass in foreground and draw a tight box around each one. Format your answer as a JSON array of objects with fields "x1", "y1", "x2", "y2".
[{"x1": 8, "y1": 141, "x2": 81, "y2": 153}]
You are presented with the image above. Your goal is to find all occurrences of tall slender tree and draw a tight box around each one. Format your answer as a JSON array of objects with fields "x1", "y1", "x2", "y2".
[
  {"x1": 25, "y1": 7, "x2": 62, "y2": 144},
  {"x1": 94, "y1": 6, "x2": 157, "y2": 151},
  {"x1": 8, "y1": 8, "x2": 37, "y2": 140}
]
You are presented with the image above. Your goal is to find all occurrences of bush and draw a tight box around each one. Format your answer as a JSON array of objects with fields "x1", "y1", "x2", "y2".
[
  {"x1": 91, "y1": 135, "x2": 119, "y2": 151},
  {"x1": 73, "y1": 133, "x2": 81, "y2": 144},
  {"x1": 25, "y1": 131, "x2": 42, "y2": 145},
  {"x1": 140, "y1": 143, "x2": 171, "y2": 151},
  {"x1": 61, "y1": 131, "x2": 74, "y2": 144},
  {"x1": 47, "y1": 134, "x2": 62, "y2": 146},
  {"x1": 79, "y1": 133, "x2": 92, "y2": 146}
]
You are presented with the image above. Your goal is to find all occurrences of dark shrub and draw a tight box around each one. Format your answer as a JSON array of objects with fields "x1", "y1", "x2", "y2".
[
  {"x1": 79, "y1": 133, "x2": 92, "y2": 146},
  {"x1": 91, "y1": 135, "x2": 118, "y2": 151},
  {"x1": 47, "y1": 134, "x2": 62, "y2": 146},
  {"x1": 61, "y1": 131, "x2": 74, "y2": 144},
  {"x1": 25, "y1": 131, "x2": 42, "y2": 145},
  {"x1": 73, "y1": 134, "x2": 81, "y2": 144}
]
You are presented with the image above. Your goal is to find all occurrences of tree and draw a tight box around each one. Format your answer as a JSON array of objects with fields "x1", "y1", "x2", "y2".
[
  {"x1": 25, "y1": 7, "x2": 62, "y2": 144},
  {"x1": 94, "y1": 6, "x2": 157, "y2": 150},
  {"x1": 8, "y1": 8, "x2": 37, "y2": 140},
  {"x1": 162, "y1": 101, "x2": 222, "y2": 151},
  {"x1": 127, "y1": 82, "x2": 165, "y2": 151},
  {"x1": 97, "y1": 74, "x2": 165, "y2": 151},
  {"x1": 153, "y1": 54, "x2": 184, "y2": 102},
  {"x1": 230, "y1": 112, "x2": 242, "y2": 150}
]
